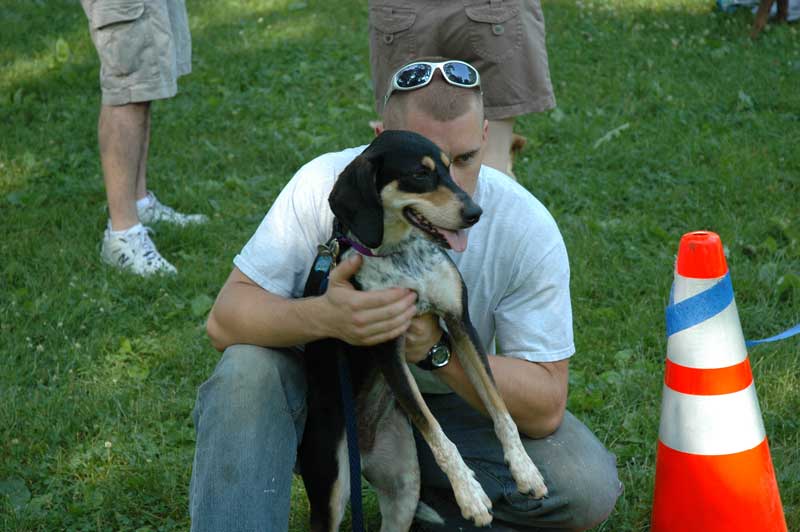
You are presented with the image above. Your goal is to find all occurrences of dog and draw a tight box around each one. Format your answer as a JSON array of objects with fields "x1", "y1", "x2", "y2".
[
  {"x1": 752, "y1": 0, "x2": 789, "y2": 38},
  {"x1": 298, "y1": 130, "x2": 547, "y2": 532}
]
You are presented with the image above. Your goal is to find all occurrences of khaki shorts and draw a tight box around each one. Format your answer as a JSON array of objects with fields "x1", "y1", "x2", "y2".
[
  {"x1": 81, "y1": 0, "x2": 191, "y2": 106},
  {"x1": 369, "y1": 0, "x2": 555, "y2": 120}
]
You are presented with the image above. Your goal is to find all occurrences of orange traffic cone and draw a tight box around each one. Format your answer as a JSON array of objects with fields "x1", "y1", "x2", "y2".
[{"x1": 651, "y1": 231, "x2": 787, "y2": 532}]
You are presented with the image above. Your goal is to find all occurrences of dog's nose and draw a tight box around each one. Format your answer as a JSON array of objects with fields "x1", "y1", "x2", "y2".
[{"x1": 462, "y1": 203, "x2": 482, "y2": 226}]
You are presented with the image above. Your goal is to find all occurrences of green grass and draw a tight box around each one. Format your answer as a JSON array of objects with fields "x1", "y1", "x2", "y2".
[{"x1": 1, "y1": 0, "x2": 798, "y2": 529}]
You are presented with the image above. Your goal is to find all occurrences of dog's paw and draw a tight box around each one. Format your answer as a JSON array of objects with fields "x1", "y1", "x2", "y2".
[
  {"x1": 507, "y1": 447, "x2": 548, "y2": 499},
  {"x1": 452, "y1": 468, "x2": 493, "y2": 527}
]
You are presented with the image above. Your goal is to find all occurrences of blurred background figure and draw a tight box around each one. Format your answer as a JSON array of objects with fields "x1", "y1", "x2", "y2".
[
  {"x1": 368, "y1": 0, "x2": 556, "y2": 178},
  {"x1": 80, "y1": 0, "x2": 207, "y2": 276}
]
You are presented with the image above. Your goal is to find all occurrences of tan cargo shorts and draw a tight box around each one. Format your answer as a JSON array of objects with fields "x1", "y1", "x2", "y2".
[
  {"x1": 369, "y1": 0, "x2": 555, "y2": 120},
  {"x1": 80, "y1": 0, "x2": 192, "y2": 106}
]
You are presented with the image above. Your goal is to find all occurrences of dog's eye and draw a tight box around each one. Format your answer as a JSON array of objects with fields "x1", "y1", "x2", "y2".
[{"x1": 413, "y1": 171, "x2": 430, "y2": 180}]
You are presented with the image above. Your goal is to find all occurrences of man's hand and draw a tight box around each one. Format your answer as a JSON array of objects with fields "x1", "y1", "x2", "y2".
[
  {"x1": 403, "y1": 313, "x2": 442, "y2": 364},
  {"x1": 320, "y1": 255, "x2": 418, "y2": 346}
]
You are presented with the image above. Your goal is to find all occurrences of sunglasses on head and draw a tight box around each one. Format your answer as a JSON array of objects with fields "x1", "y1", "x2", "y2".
[{"x1": 384, "y1": 60, "x2": 481, "y2": 106}]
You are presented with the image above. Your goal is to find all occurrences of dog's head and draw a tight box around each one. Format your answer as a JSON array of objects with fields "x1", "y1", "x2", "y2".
[{"x1": 329, "y1": 130, "x2": 482, "y2": 251}]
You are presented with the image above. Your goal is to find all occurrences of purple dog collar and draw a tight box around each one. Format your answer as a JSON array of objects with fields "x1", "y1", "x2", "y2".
[{"x1": 337, "y1": 236, "x2": 392, "y2": 258}]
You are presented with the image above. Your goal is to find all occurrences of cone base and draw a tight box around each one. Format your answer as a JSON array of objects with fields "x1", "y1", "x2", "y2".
[{"x1": 651, "y1": 439, "x2": 786, "y2": 532}]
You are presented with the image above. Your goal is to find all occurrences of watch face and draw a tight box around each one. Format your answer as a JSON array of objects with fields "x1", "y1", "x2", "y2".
[{"x1": 430, "y1": 344, "x2": 450, "y2": 367}]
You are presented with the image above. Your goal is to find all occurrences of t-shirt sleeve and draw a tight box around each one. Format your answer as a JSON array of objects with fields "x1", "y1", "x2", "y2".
[
  {"x1": 233, "y1": 159, "x2": 335, "y2": 299},
  {"x1": 494, "y1": 235, "x2": 575, "y2": 363}
]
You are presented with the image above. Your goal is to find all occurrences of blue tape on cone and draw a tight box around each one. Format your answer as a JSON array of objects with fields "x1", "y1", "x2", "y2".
[
  {"x1": 665, "y1": 271, "x2": 800, "y2": 347},
  {"x1": 666, "y1": 272, "x2": 734, "y2": 337}
]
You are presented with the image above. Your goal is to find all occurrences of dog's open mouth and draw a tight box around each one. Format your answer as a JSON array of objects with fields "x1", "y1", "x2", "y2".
[{"x1": 404, "y1": 207, "x2": 468, "y2": 252}]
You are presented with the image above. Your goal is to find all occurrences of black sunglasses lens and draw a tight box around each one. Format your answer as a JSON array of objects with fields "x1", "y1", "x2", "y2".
[
  {"x1": 443, "y1": 62, "x2": 478, "y2": 86},
  {"x1": 396, "y1": 64, "x2": 433, "y2": 88}
]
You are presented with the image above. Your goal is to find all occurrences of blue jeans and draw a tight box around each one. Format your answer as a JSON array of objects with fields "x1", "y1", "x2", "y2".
[{"x1": 189, "y1": 345, "x2": 622, "y2": 531}]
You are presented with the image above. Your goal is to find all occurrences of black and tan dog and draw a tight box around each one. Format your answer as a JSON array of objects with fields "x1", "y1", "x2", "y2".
[{"x1": 298, "y1": 130, "x2": 547, "y2": 532}]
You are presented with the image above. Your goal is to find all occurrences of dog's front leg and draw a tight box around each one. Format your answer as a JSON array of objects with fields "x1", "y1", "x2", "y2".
[
  {"x1": 444, "y1": 317, "x2": 548, "y2": 499},
  {"x1": 373, "y1": 338, "x2": 493, "y2": 528}
]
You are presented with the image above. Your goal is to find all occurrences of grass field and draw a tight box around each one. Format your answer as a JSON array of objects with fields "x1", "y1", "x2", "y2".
[{"x1": 1, "y1": 0, "x2": 798, "y2": 530}]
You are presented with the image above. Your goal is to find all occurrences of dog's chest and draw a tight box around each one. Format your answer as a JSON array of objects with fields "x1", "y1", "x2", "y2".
[{"x1": 346, "y1": 237, "x2": 463, "y2": 316}]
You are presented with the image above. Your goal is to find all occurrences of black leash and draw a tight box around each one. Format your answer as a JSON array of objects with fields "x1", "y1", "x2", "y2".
[{"x1": 304, "y1": 221, "x2": 364, "y2": 532}]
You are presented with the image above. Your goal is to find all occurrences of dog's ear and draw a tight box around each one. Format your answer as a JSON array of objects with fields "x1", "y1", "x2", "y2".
[{"x1": 329, "y1": 155, "x2": 384, "y2": 249}]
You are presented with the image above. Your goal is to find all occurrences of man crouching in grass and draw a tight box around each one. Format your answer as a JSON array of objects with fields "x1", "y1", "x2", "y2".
[{"x1": 189, "y1": 58, "x2": 622, "y2": 531}]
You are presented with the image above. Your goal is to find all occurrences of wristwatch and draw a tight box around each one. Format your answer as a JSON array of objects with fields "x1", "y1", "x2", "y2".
[{"x1": 416, "y1": 331, "x2": 451, "y2": 371}]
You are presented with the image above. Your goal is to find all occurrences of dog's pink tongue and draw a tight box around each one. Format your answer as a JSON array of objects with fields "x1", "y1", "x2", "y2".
[{"x1": 441, "y1": 229, "x2": 468, "y2": 252}]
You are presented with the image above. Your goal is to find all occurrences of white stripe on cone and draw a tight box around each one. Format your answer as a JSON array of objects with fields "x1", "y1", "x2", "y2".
[
  {"x1": 667, "y1": 299, "x2": 748, "y2": 369},
  {"x1": 659, "y1": 383, "x2": 766, "y2": 456},
  {"x1": 668, "y1": 272, "x2": 748, "y2": 369},
  {"x1": 671, "y1": 273, "x2": 721, "y2": 301}
]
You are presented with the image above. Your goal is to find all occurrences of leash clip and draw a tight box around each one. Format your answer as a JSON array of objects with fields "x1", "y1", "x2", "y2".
[{"x1": 317, "y1": 237, "x2": 341, "y2": 268}]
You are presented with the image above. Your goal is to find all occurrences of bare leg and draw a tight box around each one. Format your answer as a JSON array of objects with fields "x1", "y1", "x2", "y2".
[
  {"x1": 482, "y1": 118, "x2": 516, "y2": 178},
  {"x1": 751, "y1": 0, "x2": 774, "y2": 38},
  {"x1": 98, "y1": 102, "x2": 151, "y2": 230},
  {"x1": 135, "y1": 104, "x2": 151, "y2": 201},
  {"x1": 777, "y1": 0, "x2": 789, "y2": 21}
]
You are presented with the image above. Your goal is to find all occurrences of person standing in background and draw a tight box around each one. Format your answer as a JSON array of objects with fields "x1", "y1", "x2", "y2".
[
  {"x1": 368, "y1": 0, "x2": 556, "y2": 178},
  {"x1": 80, "y1": 0, "x2": 207, "y2": 276}
]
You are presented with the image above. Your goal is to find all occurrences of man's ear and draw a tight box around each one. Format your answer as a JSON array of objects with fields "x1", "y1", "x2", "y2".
[{"x1": 329, "y1": 155, "x2": 384, "y2": 249}]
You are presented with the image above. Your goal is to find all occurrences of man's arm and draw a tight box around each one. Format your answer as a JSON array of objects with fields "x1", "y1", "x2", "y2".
[
  {"x1": 436, "y1": 353, "x2": 568, "y2": 439},
  {"x1": 206, "y1": 255, "x2": 419, "y2": 352},
  {"x1": 404, "y1": 315, "x2": 567, "y2": 439}
]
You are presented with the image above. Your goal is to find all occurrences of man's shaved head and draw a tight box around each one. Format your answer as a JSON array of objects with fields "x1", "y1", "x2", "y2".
[{"x1": 382, "y1": 57, "x2": 484, "y2": 130}]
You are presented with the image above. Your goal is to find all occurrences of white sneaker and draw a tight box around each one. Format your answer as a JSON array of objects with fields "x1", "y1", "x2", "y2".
[
  {"x1": 137, "y1": 191, "x2": 208, "y2": 226},
  {"x1": 101, "y1": 224, "x2": 177, "y2": 276}
]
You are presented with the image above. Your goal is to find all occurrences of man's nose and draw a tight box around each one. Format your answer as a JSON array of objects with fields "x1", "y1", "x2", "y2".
[{"x1": 451, "y1": 171, "x2": 466, "y2": 190}]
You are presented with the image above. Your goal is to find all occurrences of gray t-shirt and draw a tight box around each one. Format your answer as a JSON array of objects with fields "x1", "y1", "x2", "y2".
[{"x1": 234, "y1": 145, "x2": 575, "y2": 391}]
